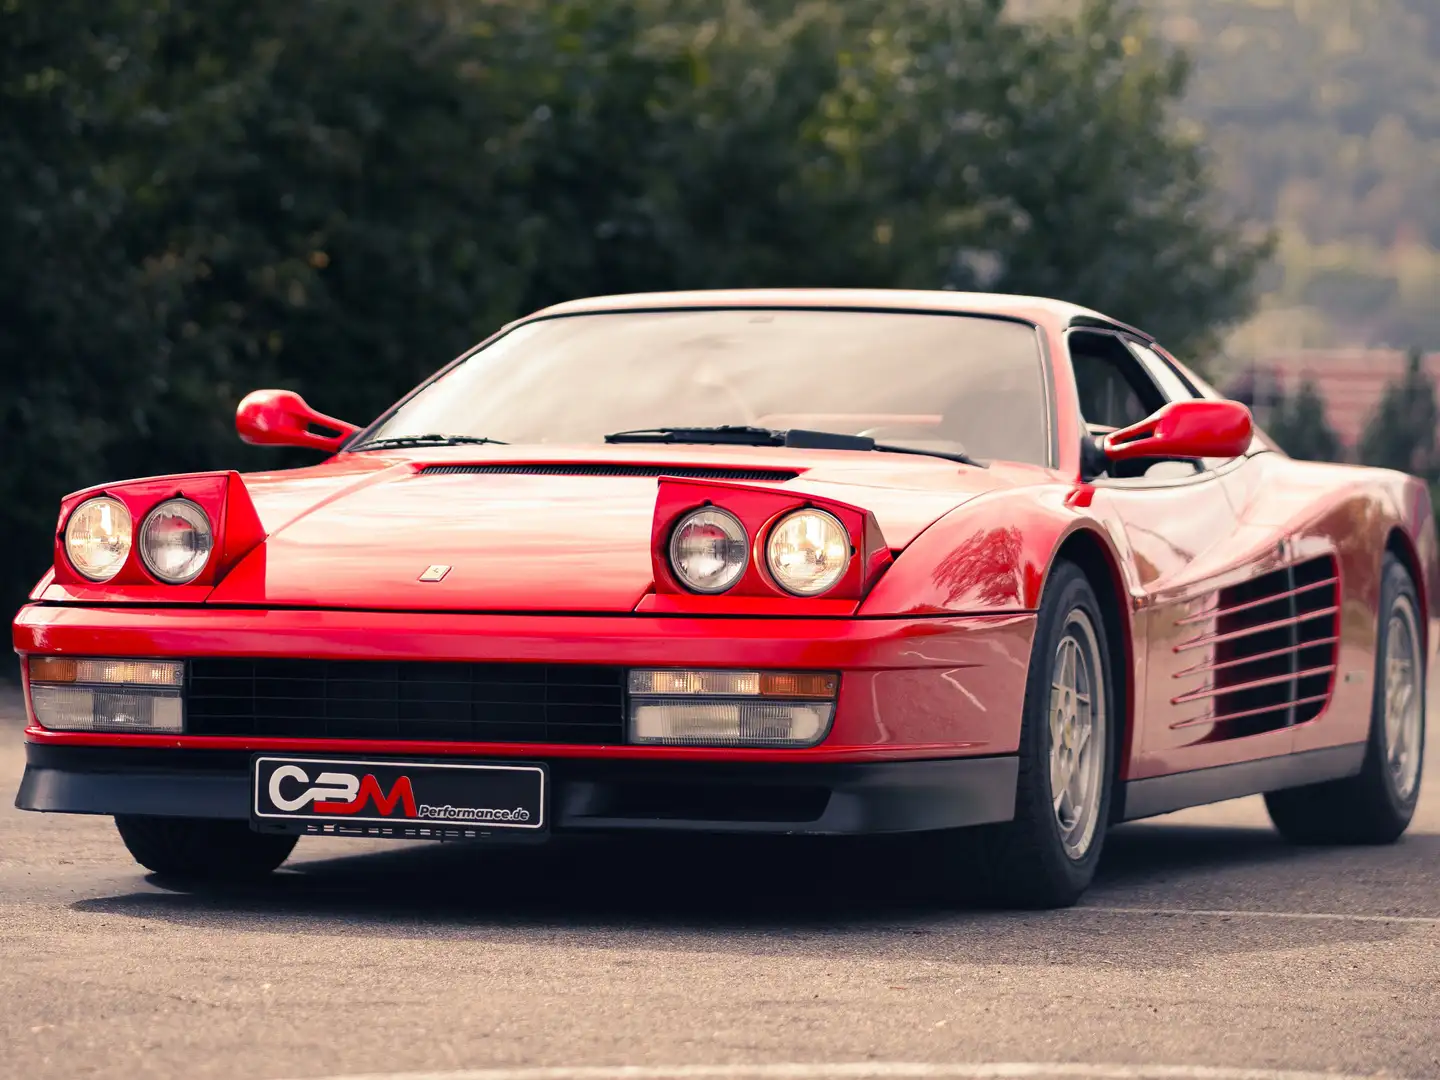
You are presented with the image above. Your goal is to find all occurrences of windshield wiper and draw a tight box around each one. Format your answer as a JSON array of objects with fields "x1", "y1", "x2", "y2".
[
  {"x1": 604, "y1": 425, "x2": 784, "y2": 446},
  {"x1": 348, "y1": 433, "x2": 509, "y2": 451},
  {"x1": 603, "y1": 426, "x2": 986, "y2": 468}
]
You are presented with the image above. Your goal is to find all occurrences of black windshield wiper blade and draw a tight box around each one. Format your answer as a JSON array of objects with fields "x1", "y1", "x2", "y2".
[
  {"x1": 603, "y1": 425, "x2": 784, "y2": 446},
  {"x1": 604, "y1": 425, "x2": 986, "y2": 467},
  {"x1": 869, "y1": 441, "x2": 987, "y2": 468},
  {"x1": 349, "y1": 433, "x2": 509, "y2": 451},
  {"x1": 783, "y1": 429, "x2": 987, "y2": 468}
]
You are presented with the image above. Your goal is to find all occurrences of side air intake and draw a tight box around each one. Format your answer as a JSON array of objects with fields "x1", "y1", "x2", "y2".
[
  {"x1": 1172, "y1": 555, "x2": 1340, "y2": 735},
  {"x1": 419, "y1": 464, "x2": 799, "y2": 482}
]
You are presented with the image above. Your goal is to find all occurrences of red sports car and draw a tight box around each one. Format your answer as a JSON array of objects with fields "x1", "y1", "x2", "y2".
[{"x1": 12, "y1": 289, "x2": 1434, "y2": 908}]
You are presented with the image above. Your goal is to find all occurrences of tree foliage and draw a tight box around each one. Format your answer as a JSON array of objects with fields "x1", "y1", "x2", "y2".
[
  {"x1": 1, "y1": 0, "x2": 1266, "y2": 614},
  {"x1": 1358, "y1": 348, "x2": 1440, "y2": 481},
  {"x1": 1264, "y1": 378, "x2": 1342, "y2": 464}
]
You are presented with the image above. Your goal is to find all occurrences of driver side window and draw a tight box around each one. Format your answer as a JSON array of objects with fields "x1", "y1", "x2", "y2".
[
  {"x1": 1068, "y1": 330, "x2": 1198, "y2": 481},
  {"x1": 1070, "y1": 332, "x2": 1162, "y2": 431}
]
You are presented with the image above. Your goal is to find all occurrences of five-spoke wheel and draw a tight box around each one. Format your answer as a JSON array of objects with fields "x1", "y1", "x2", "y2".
[
  {"x1": 972, "y1": 559, "x2": 1116, "y2": 909},
  {"x1": 1049, "y1": 610, "x2": 1108, "y2": 863}
]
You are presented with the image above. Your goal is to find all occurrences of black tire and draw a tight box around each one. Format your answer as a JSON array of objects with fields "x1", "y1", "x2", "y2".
[
  {"x1": 970, "y1": 559, "x2": 1118, "y2": 909},
  {"x1": 1264, "y1": 554, "x2": 1425, "y2": 845},
  {"x1": 114, "y1": 816, "x2": 298, "y2": 881}
]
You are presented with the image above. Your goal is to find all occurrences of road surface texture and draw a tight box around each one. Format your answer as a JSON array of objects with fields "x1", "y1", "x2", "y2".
[{"x1": 1, "y1": 680, "x2": 1437, "y2": 1080}]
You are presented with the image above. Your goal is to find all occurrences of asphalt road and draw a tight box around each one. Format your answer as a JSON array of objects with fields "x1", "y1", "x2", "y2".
[{"x1": 2, "y1": 681, "x2": 1438, "y2": 1080}]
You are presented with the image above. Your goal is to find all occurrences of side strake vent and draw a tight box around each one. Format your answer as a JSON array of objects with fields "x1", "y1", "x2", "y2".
[
  {"x1": 419, "y1": 464, "x2": 800, "y2": 482},
  {"x1": 1172, "y1": 555, "x2": 1340, "y2": 736}
]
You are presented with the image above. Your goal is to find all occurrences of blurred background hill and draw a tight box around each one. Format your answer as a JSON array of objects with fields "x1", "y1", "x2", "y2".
[
  {"x1": 1022, "y1": 0, "x2": 1440, "y2": 363},
  {"x1": 1154, "y1": 0, "x2": 1440, "y2": 474},
  {"x1": 1155, "y1": 0, "x2": 1440, "y2": 364}
]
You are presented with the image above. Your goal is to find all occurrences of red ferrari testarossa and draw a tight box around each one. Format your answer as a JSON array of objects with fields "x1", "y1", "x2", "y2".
[{"x1": 13, "y1": 289, "x2": 1434, "y2": 907}]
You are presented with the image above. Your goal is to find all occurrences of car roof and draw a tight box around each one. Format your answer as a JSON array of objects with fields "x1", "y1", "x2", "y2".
[{"x1": 518, "y1": 288, "x2": 1154, "y2": 341}]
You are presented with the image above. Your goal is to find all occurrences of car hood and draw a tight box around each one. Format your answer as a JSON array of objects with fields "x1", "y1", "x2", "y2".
[{"x1": 209, "y1": 446, "x2": 1037, "y2": 612}]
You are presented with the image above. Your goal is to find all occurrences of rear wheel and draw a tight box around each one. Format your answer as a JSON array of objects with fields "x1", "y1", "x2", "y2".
[
  {"x1": 114, "y1": 816, "x2": 298, "y2": 881},
  {"x1": 969, "y1": 560, "x2": 1116, "y2": 909},
  {"x1": 1265, "y1": 554, "x2": 1425, "y2": 845}
]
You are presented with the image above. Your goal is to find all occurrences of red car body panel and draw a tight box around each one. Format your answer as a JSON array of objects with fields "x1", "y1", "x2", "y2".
[{"x1": 13, "y1": 288, "x2": 1438, "y2": 836}]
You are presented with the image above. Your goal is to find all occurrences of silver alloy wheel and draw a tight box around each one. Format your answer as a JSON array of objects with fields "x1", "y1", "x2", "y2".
[
  {"x1": 1383, "y1": 593, "x2": 1424, "y2": 802},
  {"x1": 1048, "y1": 608, "x2": 1107, "y2": 860}
]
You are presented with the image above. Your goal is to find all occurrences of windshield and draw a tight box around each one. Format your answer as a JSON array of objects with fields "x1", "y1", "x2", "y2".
[{"x1": 360, "y1": 308, "x2": 1051, "y2": 465}]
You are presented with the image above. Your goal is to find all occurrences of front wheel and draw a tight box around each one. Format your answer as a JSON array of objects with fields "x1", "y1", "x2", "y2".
[
  {"x1": 970, "y1": 560, "x2": 1117, "y2": 909},
  {"x1": 1265, "y1": 553, "x2": 1425, "y2": 844},
  {"x1": 114, "y1": 816, "x2": 298, "y2": 881}
]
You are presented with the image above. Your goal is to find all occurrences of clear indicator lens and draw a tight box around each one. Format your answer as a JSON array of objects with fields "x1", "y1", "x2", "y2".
[
  {"x1": 29, "y1": 685, "x2": 183, "y2": 733},
  {"x1": 629, "y1": 669, "x2": 838, "y2": 698},
  {"x1": 140, "y1": 499, "x2": 214, "y2": 584},
  {"x1": 669, "y1": 509, "x2": 748, "y2": 594},
  {"x1": 64, "y1": 497, "x2": 133, "y2": 582},
  {"x1": 766, "y1": 510, "x2": 851, "y2": 596},
  {"x1": 630, "y1": 700, "x2": 832, "y2": 747}
]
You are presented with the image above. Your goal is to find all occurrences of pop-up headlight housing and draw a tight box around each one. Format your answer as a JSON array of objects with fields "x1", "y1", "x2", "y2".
[
  {"x1": 643, "y1": 475, "x2": 893, "y2": 616},
  {"x1": 44, "y1": 470, "x2": 265, "y2": 601}
]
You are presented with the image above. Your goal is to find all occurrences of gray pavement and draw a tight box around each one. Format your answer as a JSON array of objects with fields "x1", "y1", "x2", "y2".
[{"x1": 1, "y1": 679, "x2": 1438, "y2": 1080}]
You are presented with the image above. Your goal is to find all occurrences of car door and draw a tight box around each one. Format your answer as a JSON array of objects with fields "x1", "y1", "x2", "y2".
[
  {"x1": 1068, "y1": 330, "x2": 1296, "y2": 781},
  {"x1": 1136, "y1": 340, "x2": 1359, "y2": 761}
]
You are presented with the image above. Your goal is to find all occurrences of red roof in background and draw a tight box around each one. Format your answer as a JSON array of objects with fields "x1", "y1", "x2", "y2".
[{"x1": 1223, "y1": 350, "x2": 1440, "y2": 451}]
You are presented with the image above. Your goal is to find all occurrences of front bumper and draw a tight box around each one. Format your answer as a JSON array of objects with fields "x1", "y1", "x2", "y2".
[
  {"x1": 13, "y1": 605, "x2": 1035, "y2": 760},
  {"x1": 16, "y1": 743, "x2": 1020, "y2": 836},
  {"x1": 13, "y1": 604, "x2": 1034, "y2": 833}
]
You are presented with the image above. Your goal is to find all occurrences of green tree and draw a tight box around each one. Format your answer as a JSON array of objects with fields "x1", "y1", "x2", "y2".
[
  {"x1": 0, "y1": 0, "x2": 172, "y2": 609},
  {"x1": 1358, "y1": 347, "x2": 1440, "y2": 479},
  {"x1": 1264, "y1": 378, "x2": 1343, "y2": 462},
  {"x1": 1, "y1": 0, "x2": 1269, "y2": 617}
]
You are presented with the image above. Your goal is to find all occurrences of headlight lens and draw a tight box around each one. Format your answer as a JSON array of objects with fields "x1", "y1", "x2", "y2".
[
  {"x1": 766, "y1": 509, "x2": 850, "y2": 596},
  {"x1": 139, "y1": 499, "x2": 214, "y2": 584},
  {"x1": 630, "y1": 701, "x2": 833, "y2": 747},
  {"x1": 669, "y1": 508, "x2": 748, "y2": 594},
  {"x1": 64, "y1": 497, "x2": 133, "y2": 582}
]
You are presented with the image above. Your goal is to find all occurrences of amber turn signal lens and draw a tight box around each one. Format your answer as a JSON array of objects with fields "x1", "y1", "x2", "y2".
[{"x1": 757, "y1": 672, "x2": 838, "y2": 698}]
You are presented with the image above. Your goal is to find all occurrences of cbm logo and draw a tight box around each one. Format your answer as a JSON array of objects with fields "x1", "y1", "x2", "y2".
[{"x1": 267, "y1": 765, "x2": 418, "y2": 817}]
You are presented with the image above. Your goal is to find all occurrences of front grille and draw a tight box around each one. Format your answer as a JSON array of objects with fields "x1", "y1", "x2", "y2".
[{"x1": 187, "y1": 659, "x2": 626, "y2": 744}]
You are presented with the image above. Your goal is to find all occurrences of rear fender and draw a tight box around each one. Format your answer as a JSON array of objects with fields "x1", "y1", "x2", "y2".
[{"x1": 1386, "y1": 472, "x2": 1438, "y2": 658}]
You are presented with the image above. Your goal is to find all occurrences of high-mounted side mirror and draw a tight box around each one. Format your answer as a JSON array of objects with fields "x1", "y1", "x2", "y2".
[
  {"x1": 236, "y1": 389, "x2": 360, "y2": 453},
  {"x1": 1102, "y1": 399, "x2": 1254, "y2": 464}
]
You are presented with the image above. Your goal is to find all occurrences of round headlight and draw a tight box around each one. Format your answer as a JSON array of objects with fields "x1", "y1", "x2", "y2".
[
  {"x1": 669, "y1": 508, "x2": 748, "y2": 594},
  {"x1": 64, "y1": 497, "x2": 133, "y2": 582},
  {"x1": 139, "y1": 499, "x2": 214, "y2": 584},
  {"x1": 766, "y1": 509, "x2": 851, "y2": 596}
]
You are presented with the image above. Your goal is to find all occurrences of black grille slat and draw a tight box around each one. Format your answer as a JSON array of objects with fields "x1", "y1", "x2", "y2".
[
  {"x1": 187, "y1": 659, "x2": 625, "y2": 744},
  {"x1": 419, "y1": 463, "x2": 798, "y2": 481}
]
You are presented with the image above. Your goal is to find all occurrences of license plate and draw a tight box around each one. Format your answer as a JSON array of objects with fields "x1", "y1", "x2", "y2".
[{"x1": 251, "y1": 755, "x2": 547, "y2": 840}]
